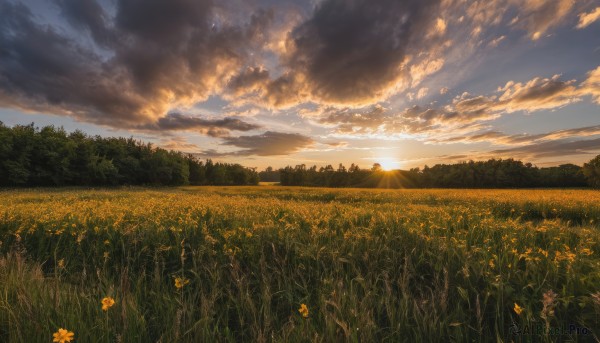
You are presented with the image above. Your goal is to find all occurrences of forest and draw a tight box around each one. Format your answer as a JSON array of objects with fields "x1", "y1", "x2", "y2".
[
  {"x1": 2, "y1": 122, "x2": 600, "y2": 188},
  {"x1": 0, "y1": 123, "x2": 259, "y2": 186},
  {"x1": 274, "y1": 157, "x2": 600, "y2": 188}
]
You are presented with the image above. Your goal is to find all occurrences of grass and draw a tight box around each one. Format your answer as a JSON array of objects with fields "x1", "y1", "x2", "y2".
[{"x1": 0, "y1": 186, "x2": 599, "y2": 342}]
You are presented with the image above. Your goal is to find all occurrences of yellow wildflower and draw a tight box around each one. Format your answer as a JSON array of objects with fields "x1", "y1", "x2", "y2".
[
  {"x1": 298, "y1": 303, "x2": 309, "y2": 318},
  {"x1": 52, "y1": 328, "x2": 74, "y2": 343},
  {"x1": 101, "y1": 297, "x2": 115, "y2": 311},
  {"x1": 513, "y1": 303, "x2": 523, "y2": 315},
  {"x1": 175, "y1": 277, "x2": 190, "y2": 289},
  {"x1": 57, "y1": 259, "x2": 65, "y2": 269}
]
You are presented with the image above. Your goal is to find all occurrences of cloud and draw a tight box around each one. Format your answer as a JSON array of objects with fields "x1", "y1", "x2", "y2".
[
  {"x1": 305, "y1": 105, "x2": 388, "y2": 133},
  {"x1": 304, "y1": 67, "x2": 600, "y2": 139},
  {"x1": 465, "y1": 0, "x2": 578, "y2": 41},
  {"x1": 323, "y1": 141, "x2": 348, "y2": 148},
  {"x1": 55, "y1": 0, "x2": 114, "y2": 46},
  {"x1": 436, "y1": 125, "x2": 600, "y2": 145},
  {"x1": 576, "y1": 7, "x2": 600, "y2": 29},
  {"x1": 0, "y1": 0, "x2": 272, "y2": 130},
  {"x1": 141, "y1": 113, "x2": 261, "y2": 137},
  {"x1": 227, "y1": 67, "x2": 271, "y2": 97},
  {"x1": 516, "y1": 0, "x2": 575, "y2": 40},
  {"x1": 495, "y1": 75, "x2": 580, "y2": 111},
  {"x1": 399, "y1": 69, "x2": 599, "y2": 135},
  {"x1": 0, "y1": 1, "x2": 149, "y2": 124},
  {"x1": 488, "y1": 35, "x2": 506, "y2": 47},
  {"x1": 581, "y1": 66, "x2": 600, "y2": 104},
  {"x1": 447, "y1": 74, "x2": 581, "y2": 117},
  {"x1": 451, "y1": 67, "x2": 600, "y2": 117},
  {"x1": 159, "y1": 136, "x2": 202, "y2": 152},
  {"x1": 266, "y1": 0, "x2": 445, "y2": 107},
  {"x1": 489, "y1": 138, "x2": 600, "y2": 159},
  {"x1": 221, "y1": 131, "x2": 314, "y2": 155}
]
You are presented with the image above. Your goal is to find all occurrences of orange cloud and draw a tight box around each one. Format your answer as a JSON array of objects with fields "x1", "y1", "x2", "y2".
[{"x1": 576, "y1": 7, "x2": 600, "y2": 29}]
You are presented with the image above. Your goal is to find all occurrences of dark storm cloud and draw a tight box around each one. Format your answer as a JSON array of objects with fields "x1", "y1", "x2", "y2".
[
  {"x1": 0, "y1": 0, "x2": 272, "y2": 131},
  {"x1": 142, "y1": 113, "x2": 261, "y2": 137},
  {"x1": 222, "y1": 131, "x2": 314, "y2": 156},
  {"x1": 263, "y1": 0, "x2": 443, "y2": 106},
  {"x1": 0, "y1": 1, "x2": 148, "y2": 124},
  {"x1": 55, "y1": 0, "x2": 113, "y2": 46}
]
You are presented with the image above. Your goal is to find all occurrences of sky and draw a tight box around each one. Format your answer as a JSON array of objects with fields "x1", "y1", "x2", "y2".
[{"x1": 0, "y1": 0, "x2": 599, "y2": 170}]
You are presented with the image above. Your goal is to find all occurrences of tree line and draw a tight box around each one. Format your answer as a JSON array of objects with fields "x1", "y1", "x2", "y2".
[
  {"x1": 273, "y1": 157, "x2": 600, "y2": 188},
  {"x1": 3, "y1": 122, "x2": 599, "y2": 189},
  {"x1": 0, "y1": 123, "x2": 259, "y2": 186}
]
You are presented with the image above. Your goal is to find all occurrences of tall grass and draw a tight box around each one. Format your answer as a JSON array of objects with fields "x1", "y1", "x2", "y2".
[{"x1": 0, "y1": 187, "x2": 599, "y2": 342}]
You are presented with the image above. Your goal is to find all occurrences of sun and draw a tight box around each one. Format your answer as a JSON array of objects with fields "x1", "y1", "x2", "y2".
[{"x1": 379, "y1": 159, "x2": 400, "y2": 171}]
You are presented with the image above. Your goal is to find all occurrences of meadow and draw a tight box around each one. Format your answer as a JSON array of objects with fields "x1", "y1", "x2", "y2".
[{"x1": 0, "y1": 186, "x2": 599, "y2": 342}]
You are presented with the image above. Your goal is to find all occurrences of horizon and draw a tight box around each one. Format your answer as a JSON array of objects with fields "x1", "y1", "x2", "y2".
[
  {"x1": 1, "y1": 0, "x2": 600, "y2": 170},
  {"x1": 3, "y1": 120, "x2": 595, "y2": 172}
]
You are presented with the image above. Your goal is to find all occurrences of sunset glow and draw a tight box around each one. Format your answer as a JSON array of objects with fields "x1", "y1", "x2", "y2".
[{"x1": 378, "y1": 159, "x2": 401, "y2": 171}]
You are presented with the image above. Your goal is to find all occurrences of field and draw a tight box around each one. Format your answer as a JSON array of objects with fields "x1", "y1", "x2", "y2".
[{"x1": 0, "y1": 187, "x2": 599, "y2": 342}]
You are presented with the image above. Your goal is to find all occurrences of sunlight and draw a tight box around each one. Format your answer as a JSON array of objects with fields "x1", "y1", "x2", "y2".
[{"x1": 379, "y1": 159, "x2": 400, "y2": 171}]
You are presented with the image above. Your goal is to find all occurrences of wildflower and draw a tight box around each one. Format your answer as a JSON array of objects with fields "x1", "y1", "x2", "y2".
[
  {"x1": 513, "y1": 303, "x2": 523, "y2": 315},
  {"x1": 488, "y1": 259, "x2": 495, "y2": 269},
  {"x1": 541, "y1": 290, "x2": 557, "y2": 319},
  {"x1": 174, "y1": 277, "x2": 190, "y2": 289},
  {"x1": 101, "y1": 297, "x2": 115, "y2": 311},
  {"x1": 298, "y1": 303, "x2": 309, "y2": 318},
  {"x1": 57, "y1": 259, "x2": 65, "y2": 269},
  {"x1": 52, "y1": 328, "x2": 74, "y2": 343}
]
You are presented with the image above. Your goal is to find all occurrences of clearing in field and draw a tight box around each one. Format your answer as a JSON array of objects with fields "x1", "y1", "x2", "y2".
[{"x1": 0, "y1": 187, "x2": 599, "y2": 342}]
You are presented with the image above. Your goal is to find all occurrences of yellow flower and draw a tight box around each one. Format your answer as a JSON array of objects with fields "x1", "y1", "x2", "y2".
[
  {"x1": 53, "y1": 328, "x2": 74, "y2": 343},
  {"x1": 57, "y1": 259, "x2": 65, "y2": 269},
  {"x1": 101, "y1": 297, "x2": 115, "y2": 311},
  {"x1": 298, "y1": 303, "x2": 309, "y2": 318},
  {"x1": 174, "y1": 277, "x2": 190, "y2": 289},
  {"x1": 513, "y1": 303, "x2": 523, "y2": 315}
]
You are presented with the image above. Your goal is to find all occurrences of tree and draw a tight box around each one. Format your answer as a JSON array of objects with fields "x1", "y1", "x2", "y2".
[
  {"x1": 0, "y1": 123, "x2": 258, "y2": 187},
  {"x1": 583, "y1": 155, "x2": 600, "y2": 188}
]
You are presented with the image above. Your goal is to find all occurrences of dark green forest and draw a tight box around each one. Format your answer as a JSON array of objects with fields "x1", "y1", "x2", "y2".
[
  {"x1": 0, "y1": 123, "x2": 258, "y2": 186},
  {"x1": 2, "y1": 122, "x2": 600, "y2": 188},
  {"x1": 275, "y1": 157, "x2": 600, "y2": 189}
]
